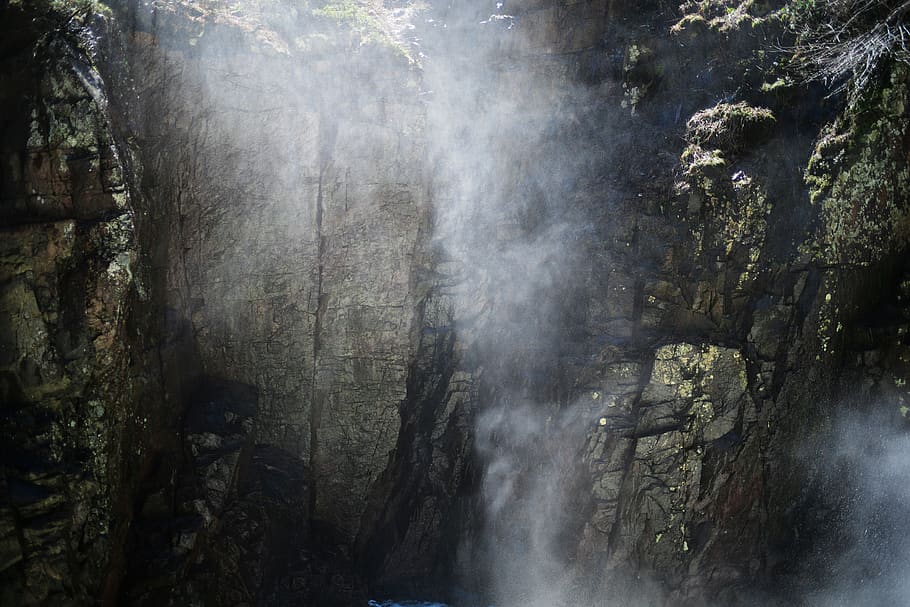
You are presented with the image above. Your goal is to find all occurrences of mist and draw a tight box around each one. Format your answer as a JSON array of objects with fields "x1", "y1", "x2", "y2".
[
  {"x1": 132, "y1": 0, "x2": 909, "y2": 604},
  {"x1": 798, "y1": 408, "x2": 910, "y2": 607},
  {"x1": 4, "y1": 0, "x2": 909, "y2": 605},
  {"x1": 116, "y1": 0, "x2": 910, "y2": 605},
  {"x1": 420, "y1": 5, "x2": 605, "y2": 604}
]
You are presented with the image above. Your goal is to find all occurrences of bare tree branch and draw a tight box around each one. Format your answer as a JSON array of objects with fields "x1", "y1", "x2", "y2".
[{"x1": 791, "y1": 0, "x2": 910, "y2": 101}]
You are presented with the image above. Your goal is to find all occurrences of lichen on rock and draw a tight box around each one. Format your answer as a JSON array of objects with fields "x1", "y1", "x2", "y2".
[
  {"x1": 806, "y1": 62, "x2": 910, "y2": 265},
  {"x1": 677, "y1": 102, "x2": 775, "y2": 266}
]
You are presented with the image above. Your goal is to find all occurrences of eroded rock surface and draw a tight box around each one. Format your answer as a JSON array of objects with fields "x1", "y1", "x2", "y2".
[{"x1": 2, "y1": 1, "x2": 909, "y2": 606}]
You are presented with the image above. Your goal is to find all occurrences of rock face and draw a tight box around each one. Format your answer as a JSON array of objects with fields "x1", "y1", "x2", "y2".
[
  {"x1": 116, "y1": 1, "x2": 427, "y2": 546},
  {"x1": 0, "y1": 5, "x2": 166, "y2": 604},
  {"x1": 2, "y1": 0, "x2": 909, "y2": 606}
]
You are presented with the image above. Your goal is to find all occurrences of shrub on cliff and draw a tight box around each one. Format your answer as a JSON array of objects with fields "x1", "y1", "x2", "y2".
[
  {"x1": 788, "y1": 0, "x2": 910, "y2": 99},
  {"x1": 685, "y1": 102, "x2": 776, "y2": 153},
  {"x1": 311, "y1": 0, "x2": 425, "y2": 62}
]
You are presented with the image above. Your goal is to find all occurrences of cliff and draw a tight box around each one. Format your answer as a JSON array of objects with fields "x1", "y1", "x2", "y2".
[{"x1": 1, "y1": 1, "x2": 908, "y2": 605}]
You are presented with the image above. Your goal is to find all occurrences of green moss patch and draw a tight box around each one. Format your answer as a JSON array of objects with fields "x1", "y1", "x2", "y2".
[
  {"x1": 673, "y1": 0, "x2": 782, "y2": 35},
  {"x1": 806, "y1": 63, "x2": 910, "y2": 264},
  {"x1": 686, "y1": 102, "x2": 776, "y2": 153}
]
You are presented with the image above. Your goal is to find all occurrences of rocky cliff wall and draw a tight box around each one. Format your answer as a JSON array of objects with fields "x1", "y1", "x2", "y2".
[
  {"x1": 114, "y1": 2, "x2": 428, "y2": 543},
  {"x1": 1, "y1": 1, "x2": 908, "y2": 606},
  {"x1": 358, "y1": 1, "x2": 910, "y2": 604},
  {"x1": 0, "y1": 3, "x2": 187, "y2": 604}
]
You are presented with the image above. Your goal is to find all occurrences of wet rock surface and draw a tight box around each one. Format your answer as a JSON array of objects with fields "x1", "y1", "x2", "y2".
[
  {"x1": 0, "y1": 5, "x2": 155, "y2": 604},
  {"x1": 123, "y1": 378, "x2": 361, "y2": 607},
  {"x1": 1, "y1": 0, "x2": 909, "y2": 606}
]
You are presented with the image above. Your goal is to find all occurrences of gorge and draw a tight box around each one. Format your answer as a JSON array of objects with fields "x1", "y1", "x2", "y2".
[{"x1": 2, "y1": 1, "x2": 910, "y2": 606}]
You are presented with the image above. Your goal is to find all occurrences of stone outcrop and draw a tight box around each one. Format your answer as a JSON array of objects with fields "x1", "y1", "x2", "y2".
[
  {"x1": 0, "y1": 5, "x2": 157, "y2": 604},
  {"x1": 113, "y1": 0, "x2": 427, "y2": 545}
]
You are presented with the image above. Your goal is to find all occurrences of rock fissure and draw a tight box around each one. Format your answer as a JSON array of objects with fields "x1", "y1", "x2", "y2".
[{"x1": 308, "y1": 146, "x2": 329, "y2": 528}]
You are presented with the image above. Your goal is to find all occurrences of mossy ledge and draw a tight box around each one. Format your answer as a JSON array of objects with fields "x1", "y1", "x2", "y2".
[{"x1": 806, "y1": 62, "x2": 910, "y2": 265}]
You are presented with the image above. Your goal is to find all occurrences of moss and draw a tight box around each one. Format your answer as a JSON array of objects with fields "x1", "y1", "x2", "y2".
[
  {"x1": 760, "y1": 76, "x2": 794, "y2": 93},
  {"x1": 682, "y1": 144, "x2": 727, "y2": 171},
  {"x1": 624, "y1": 43, "x2": 652, "y2": 70},
  {"x1": 677, "y1": 103, "x2": 775, "y2": 262},
  {"x1": 621, "y1": 42, "x2": 657, "y2": 113},
  {"x1": 310, "y1": 0, "x2": 425, "y2": 62},
  {"x1": 10, "y1": 0, "x2": 112, "y2": 34},
  {"x1": 673, "y1": 0, "x2": 783, "y2": 34},
  {"x1": 686, "y1": 102, "x2": 776, "y2": 153},
  {"x1": 678, "y1": 144, "x2": 728, "y2": 218},
  {"x1": 144, "y1": 0, "x2": 424, "y2": 60},
  {"x1": 49, "y1": 0, "x2": 111, "y2": 16},
  {"x1": 678, "y1": 125, "x2": 772, "y2": 263},
  {"x1": 806, "y1": 62, "x2": 910, "y2": 265},
  {"x1": 671, "y1": 13, "x2": 709, "y2": 35},
  {"x1": 45, "y1": 97, "x2": 103, "y2": 150}
]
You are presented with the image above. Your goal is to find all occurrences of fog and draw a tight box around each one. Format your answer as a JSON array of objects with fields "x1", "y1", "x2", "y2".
[
  {"x1": 112, "y1": 1, "x2": 910, "y2": 606},
  {"x1": 422, "y1": 5, "x2": 601, "y2": 602},
  {"x1": 801, "y1": 409, "x2": 910, "y2": 607}
]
